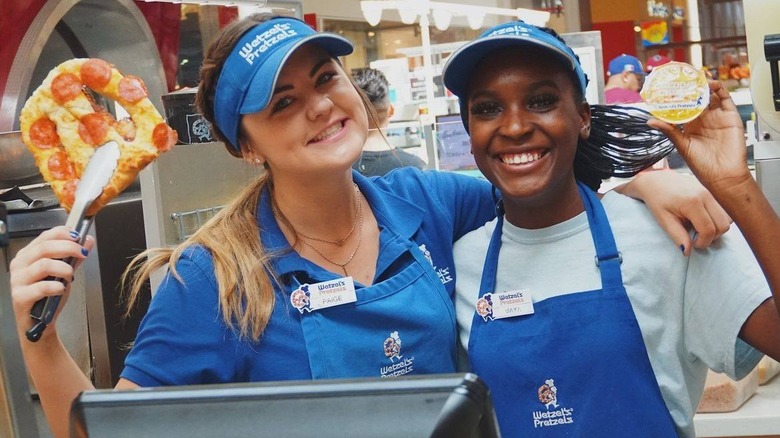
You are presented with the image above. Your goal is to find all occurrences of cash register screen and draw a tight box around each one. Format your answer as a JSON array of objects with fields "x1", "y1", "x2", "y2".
[
  {"x1": 70, "y1": 373, "x2": 500, "y2": 438},
  {"x1": 435, "y1": 114, "x2": 478, "y2": 172}
]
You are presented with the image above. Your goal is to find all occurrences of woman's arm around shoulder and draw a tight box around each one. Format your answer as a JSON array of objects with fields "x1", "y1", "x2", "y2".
[{"x1": 614, "y1": 170, "x2": 732, "y2": 255}]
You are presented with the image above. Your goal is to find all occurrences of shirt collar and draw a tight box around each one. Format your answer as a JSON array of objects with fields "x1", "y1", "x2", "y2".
[{"x1": 256, "y1": 170, "x2": 426, "y2": 277}]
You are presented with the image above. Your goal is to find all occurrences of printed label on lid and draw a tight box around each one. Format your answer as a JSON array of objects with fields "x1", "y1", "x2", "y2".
[{"x1": 640, "y1": 61, "x2": 709, "y2": 124}]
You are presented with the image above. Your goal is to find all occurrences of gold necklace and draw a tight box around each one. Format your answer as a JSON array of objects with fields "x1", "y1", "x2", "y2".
[
  {"x1": 299, "y1": 191, "x2": 364, "y2": 276},
  {"x1": 295, "y1": 184, "x2": 360, "y2": 247}
]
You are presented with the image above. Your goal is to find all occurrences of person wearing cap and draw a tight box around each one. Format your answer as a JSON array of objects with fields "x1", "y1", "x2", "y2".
[
  {"x1": 646, "y1": 53, "x2": 672, "y2": 73},
  {"x1": 8, "y1": 14, "x2": 736, "y2": 438},
  {"x1": 351, "y1": 67, "x2": 426, "y2": 176},
  {"x1": 605, "y1": 54, "x2": 646, "y2": 104},
  {"x1": 443, "y1": 20, "x2": 780, "y2": 437}
]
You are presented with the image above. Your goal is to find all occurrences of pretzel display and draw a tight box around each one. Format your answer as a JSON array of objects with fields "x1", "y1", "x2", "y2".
[{"x1": 19, "y1": 58, "x2": 177, "y2": 216}]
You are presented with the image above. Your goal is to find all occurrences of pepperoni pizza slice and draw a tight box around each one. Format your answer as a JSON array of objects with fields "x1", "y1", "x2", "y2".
[{"x1": 20, "y1": 58, "x2": 176, "y2": 216}]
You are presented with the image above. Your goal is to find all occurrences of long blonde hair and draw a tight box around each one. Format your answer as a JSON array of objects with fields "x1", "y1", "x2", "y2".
[{"x1": 122, "y1": 13, "x2": 380, "y2": 341}]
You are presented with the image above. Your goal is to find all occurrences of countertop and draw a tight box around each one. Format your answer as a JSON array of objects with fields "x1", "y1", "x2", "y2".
[{"x1": 694, "y1": 375, "x2": 780, "y2": 437}]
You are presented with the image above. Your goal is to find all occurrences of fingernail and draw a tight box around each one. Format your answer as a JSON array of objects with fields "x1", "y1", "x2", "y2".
[
  {"x1": 81, "y1": 247, "x2": 89, "y2": 256},
  {"x1": 69, "y1": 230, "x2": 80, "y2": 240},
  {"x1": 679, "y1": 244, "x2": 685, "y2": 254}
]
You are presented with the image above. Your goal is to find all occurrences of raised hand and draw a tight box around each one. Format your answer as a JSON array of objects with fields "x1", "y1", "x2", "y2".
[
  {"x1": 9, "y1": 226, "x2": 94, "y2": 339},
  {"x1": 647, "y1": 81, "x2": 751, "y2": 194}
]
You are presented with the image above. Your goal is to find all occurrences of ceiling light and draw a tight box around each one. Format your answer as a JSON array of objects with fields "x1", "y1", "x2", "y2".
[
  {"x1": 361, "y1": 2, "x2": 383, "y2": 26},
  {"x1": 467, "y1": 12, "x2": 485, "y2": 30},
  {"x1": 431, "y1": 9, "x2": 452, "y2": 31},
  {"x1": 398, "y1": 7, "x2": 418, "y2": 25}
]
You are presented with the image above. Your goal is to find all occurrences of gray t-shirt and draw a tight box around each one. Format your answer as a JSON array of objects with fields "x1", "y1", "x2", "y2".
[{"x1": 454, "y1": 191, "x2": 769, "y2": 437}]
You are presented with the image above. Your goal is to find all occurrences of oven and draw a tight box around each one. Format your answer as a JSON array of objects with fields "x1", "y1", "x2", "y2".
[{"x1": 0, "y1": 0, "x2": 165, "y2": 435}]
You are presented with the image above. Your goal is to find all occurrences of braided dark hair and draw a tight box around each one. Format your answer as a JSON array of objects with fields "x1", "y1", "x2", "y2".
[{"x1": 537, "y1": 27, "x2": 674, "y2": 190}]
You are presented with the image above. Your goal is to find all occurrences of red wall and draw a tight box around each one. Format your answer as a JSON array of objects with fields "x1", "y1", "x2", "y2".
[
  {"x1": 0, "y1": 0, "x2": 47, "y2": 99},
  {"x1": 0, "y1": 0, "x2": 184, "y2": 108},
  {"x1": 591, "y1": 20, "x2": 637, "y2": 77}
]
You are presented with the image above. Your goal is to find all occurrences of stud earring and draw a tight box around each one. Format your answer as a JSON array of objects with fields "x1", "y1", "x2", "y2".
[{"x1": 253, "y1": 158, "x2": 262, "y2": 164}]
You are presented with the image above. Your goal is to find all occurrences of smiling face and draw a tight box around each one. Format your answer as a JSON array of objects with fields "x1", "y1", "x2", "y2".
[
  {"x1": 466, "y1": 45, "x2": 591, "y2": 228},
  {"x1": 239, "y1": 43, "x2": 368, "y2": 179}
]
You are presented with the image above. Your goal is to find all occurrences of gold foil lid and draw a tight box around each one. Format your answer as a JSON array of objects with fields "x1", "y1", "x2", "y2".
[{"x1": 640, "y1": 61, "x2": 709, "y2": 124}]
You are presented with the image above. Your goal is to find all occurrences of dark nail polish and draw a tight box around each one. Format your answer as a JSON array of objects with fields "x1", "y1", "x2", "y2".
[
  {"x1": 69, "y1": 230, "x2": 80, "y2": 240},
  {"x1": 81, "y1": 248, "x2": 89, "y2": 256},
  {"x1": 679, "y1": 244, "x2": 685, "y2": 254}
]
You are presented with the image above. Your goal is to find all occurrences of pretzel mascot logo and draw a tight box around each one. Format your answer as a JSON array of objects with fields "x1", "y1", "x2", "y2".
[
  {"x1": 383, "y1": 331, "x2": 403, "y2": 362},
  {"x1": 290, "y1": 284, "x2": 312, "y2": 314},
  {"x1": 538, "y1": 379, "x2": 559, "y2": 409},
  {"x1": 476, "y1": 294, "x2": 495, "y2": 322}
]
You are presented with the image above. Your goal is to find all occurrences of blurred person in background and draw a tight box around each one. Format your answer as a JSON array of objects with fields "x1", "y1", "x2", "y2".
[
  {"x1": 645, "y1": 54, "x2": 672, "y2": 73},
  {"x1": 352, "y1": 68, "x2": 426, "y2": 176},
  {"x1": 605, "y1": 54, "x2": 645, "y2": 104}
]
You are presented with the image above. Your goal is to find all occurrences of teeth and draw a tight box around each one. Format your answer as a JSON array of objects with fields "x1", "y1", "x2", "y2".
[
  {"x1": 501, "y1": 151, "x2": 542, "y2": 165},
  {"x1": 312, "y1": 122, "x2": 342, "y2": 142}
]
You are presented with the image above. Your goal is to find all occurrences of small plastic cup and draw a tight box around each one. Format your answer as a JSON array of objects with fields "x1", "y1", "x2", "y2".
[{"x1": 640, "y1": 61, "x2": 710, "y2": 124}]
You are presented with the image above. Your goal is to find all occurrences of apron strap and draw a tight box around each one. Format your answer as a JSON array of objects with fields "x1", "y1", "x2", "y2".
[{"x1": 577, "y1": 182, "x2": 624, "y2": 288}]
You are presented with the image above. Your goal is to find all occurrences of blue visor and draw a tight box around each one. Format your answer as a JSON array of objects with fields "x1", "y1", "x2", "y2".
[
  {"x1": 442, "y1": 21, "x2": 588, "y2": 99},
  {"x1": 214, "y1": 18, "x2": 354, "y2": 151}
]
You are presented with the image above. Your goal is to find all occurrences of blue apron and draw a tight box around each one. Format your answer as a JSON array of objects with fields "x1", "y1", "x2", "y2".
[
  {"x1": 469, "y1": 182, "x2": 677, "y2": 436},
  {"x1": 288, "y1": 232, "x2": 457, "y2": 379}
]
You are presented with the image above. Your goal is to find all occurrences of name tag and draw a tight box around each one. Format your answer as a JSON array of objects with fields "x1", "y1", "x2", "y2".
[
  {"x1": 475, "y1": 289, "x2": 535, "y2": 322},
  {"x1": 291, "y1": 277, "x2": 357, "y2": 314}
]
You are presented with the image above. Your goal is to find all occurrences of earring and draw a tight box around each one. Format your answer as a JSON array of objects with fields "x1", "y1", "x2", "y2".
[{"x1": 253, "y1": 158, "x2": 262, "y2": 164}]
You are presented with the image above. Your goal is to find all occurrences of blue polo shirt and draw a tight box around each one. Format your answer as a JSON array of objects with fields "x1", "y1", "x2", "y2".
[{"x1": 121, "y1": 168, "x2": 494, "y2": 386}]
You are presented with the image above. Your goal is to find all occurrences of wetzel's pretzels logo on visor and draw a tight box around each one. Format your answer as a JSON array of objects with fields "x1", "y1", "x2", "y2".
[
  {"x1": 237, "y1": 22, "x2": 298, "y2": 65},
  {"x1": 213, "y1": 18, "x2": 354, "y2": 151}
]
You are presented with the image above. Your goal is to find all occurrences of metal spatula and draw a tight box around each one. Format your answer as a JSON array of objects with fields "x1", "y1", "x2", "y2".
[{"x1": 26, "y1": 141, "x2": 121, "y2": 342}]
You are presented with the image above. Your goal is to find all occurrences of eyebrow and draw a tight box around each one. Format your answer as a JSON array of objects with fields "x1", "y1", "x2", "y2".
[
  {"x1": 469, "y1": 79, "x2": 560, "y2": 100},
  {"x1": 271, "y1": 57, "x2": 333, "y2": 96}
]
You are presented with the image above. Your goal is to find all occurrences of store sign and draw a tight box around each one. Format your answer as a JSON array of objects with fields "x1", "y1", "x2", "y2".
[
  {"x1": 647, "y1": 0, "x2": 669, "y2": 18},
  {"x1": 641, "y1": 20, "x2": 669, "y2": 47}
]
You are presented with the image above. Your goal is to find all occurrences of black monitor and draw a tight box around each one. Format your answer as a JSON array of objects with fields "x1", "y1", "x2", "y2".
[
  {"x1": 435, "y1": 114, "x2": 478, "y2": 173},
  {"x1": 70, "y1": 373, "x2": 500, "y2": 438}
]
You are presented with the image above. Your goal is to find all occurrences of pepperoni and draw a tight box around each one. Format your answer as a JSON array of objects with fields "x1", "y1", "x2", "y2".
[
  {"x1": 78, "y1": 113, "x2": 110, "y2": 145},
  {"x1": 51, "y1": 73, "x2": 82, "y2": 104},
  {"x1": 80, "y1": 59, "x2": 112, "y2": 89},
  {"x1": 62, "y1": 179, "x2": 79, "y2": 207},
  {"x1": 28, "y1": 118, "x2": 60, "y2": 149},
  {"x1": 118, "y1": 75, "x2": 148, "y2": 103},
  {"x1": 47, "y1": 150, "x2": 75, "y2": 180},
  {"x1": 152, "y1": 123, "x2": 177, "y2": 151}
]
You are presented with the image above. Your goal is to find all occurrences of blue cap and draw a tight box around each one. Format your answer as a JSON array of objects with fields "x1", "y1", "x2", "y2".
[
  {"x1": 214, "y1": 18, "x2": 354, "y2": 151},
  {"x1": 607, "y1": 54, "x2": 644, "y2": 76},
  {"x1": 442, "y1": 20, "x2": 588, "y2": 99}
]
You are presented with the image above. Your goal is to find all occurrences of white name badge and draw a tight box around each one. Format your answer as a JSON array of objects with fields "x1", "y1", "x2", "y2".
[
  {"x1": 475, "y1": 289, "x2": 535, "y2": 322},
  {"x1": 290, "y1": 277, "x2": 357, "y2": 314}
]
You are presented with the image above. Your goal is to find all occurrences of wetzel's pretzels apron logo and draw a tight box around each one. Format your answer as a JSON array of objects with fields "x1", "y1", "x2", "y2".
[
  {"x1": 380, "y1": 331, "x2": 415, "y2": 378},
  {"x1": 532, "y1": 379, "x2": 575, "y2": 428}
]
